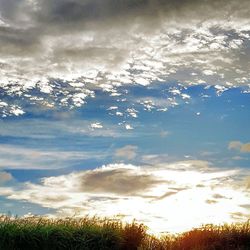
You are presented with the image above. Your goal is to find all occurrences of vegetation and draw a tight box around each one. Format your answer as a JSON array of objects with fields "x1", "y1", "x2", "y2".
[
  {"x1": 141, "y1": 222, "x2": 250, "y2": 250},
  {"x1": 0, "y1": 215, "x2": 249, "y2": 250}
]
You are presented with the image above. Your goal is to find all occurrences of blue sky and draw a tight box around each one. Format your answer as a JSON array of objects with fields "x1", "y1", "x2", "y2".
[
  {"x1": 0, "y1": 0, "x2": 250, "y2": 234},
  {"x1": 1, "y1": 83, "x2": 250, "y2": 233}
]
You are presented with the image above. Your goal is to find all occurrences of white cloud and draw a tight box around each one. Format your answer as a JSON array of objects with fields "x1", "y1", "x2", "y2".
[
  {"x1": 107, "y1": 106, "x2": 118, "y2": 111},
  {"x1": 72, "y1": 91, "x2": 95, "y2": 107},
  {"x1": 90, "y1": 122, "x2": 103, "y2": 129},
  {"x1": 214, "y1": 85, "x2": 228, "y2": 96},
  {"x1": 10, "y1": 106, "x2": 25, "y2": 116},
  {"x1": 115, "y1": 111, "x2": 123, "y2": 117},
  {"x1": 0, "y1": 104, "x2": 25, "y2": 118},
  {"x1": 2, "y1": 161, "x2": 250, "y2": 234},
  {"x1": 126, "y1": 108, "x2": 138, "y2": 118},
  {"x1": 125, "y1": 124, "x2": 133, "y2": 130},
  {"x1": 203, "y1": 70, "x2": 215, "y2": 76}
]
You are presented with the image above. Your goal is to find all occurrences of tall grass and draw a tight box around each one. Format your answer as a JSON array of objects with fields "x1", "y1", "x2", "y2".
[
  {"x1": 0, "y1": 215, "x2": 249, "y2": 250},
  {"x1": 0, "y1": 216, "x2": 146, "y2": 250},
  {"x1": 140, "y1": 221, "x2": 250, "y2": 250}
]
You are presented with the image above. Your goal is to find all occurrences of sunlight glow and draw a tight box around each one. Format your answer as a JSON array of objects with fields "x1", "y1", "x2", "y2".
[{"x1": 3, "y1": 162, "x2": 249, "y2": 235}]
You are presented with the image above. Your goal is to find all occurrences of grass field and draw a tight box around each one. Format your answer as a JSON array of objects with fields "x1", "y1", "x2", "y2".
[{"x1": 0, "y1": 216, "x2": 249, "y2": 250}]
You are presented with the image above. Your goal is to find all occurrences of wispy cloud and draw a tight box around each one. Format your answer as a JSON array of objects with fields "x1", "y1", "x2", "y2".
[
  {"x1": 0, "y1": 144, "x2": 105, "y2": 169},
  {"x1": 0, "y1": 119, "x2": 123, "y2": 139},
  {"x1": 115, "y1": 145, "x2": 138, "y2": 160}
]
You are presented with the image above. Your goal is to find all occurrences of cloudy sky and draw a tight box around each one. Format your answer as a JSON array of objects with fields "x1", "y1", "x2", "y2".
[{"x1": 0, "y1": 0, "x2": 250, "y2": 234}]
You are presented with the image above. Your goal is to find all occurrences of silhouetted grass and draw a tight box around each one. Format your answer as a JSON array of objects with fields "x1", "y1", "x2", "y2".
[
  {"x1": 0, "y1": 216, "x2": 146, "y2": 250},
  {"x1": 0, "y1": 215, "x2": 249, "y2": 250},
  {"x1": 141, "y1": 222, "x2": 250, "y2": 250}
]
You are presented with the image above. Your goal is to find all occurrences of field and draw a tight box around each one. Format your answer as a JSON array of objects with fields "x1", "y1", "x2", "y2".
[{"x1": 0, "y1": 216, "x2": 249, "y2": 250}]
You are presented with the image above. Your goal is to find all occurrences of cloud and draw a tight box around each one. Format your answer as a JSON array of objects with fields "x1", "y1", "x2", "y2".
[
  {"x1": 125, "y1": 124, "x2": 133, "y2": 130},
  {"x1": 245, "y1": 176, "x2": 250, "y2": 189},
  {"x1": 0, "y1": 171, "x2": 12, "y2": 184},
  {"x1": 0, "y1": 118, "x2": 123, "y2": 139},
  {"x1": 228, "y1": 141, "x2": 243, "y2": 150},
  {"x1": 90, "y1": 122, "x2": 103, "y2": 129},
  {"x1": 126, "y1": 108, "x2": 138, "y2": 118},
  {"x1": 241, "y1": 144, "x2": 250, "y2": 153},
  {"x1": 0, "y1": 144, "x2": 105, "y2": 169},
  {"x1": 0, "y1": 0, "x2": 250, "y2": 116},
  {"x1": 228, "y1": 141, "x2": 250, "y2": 153},
  {"x1": 2, "y1": 160, "x2": 250, "y2": 234},
  {"x1": 80, "y1": 166, "x2": 161, "y2": 195},
  {"x1": 115, "y1": 145, "x2": 138, "y2": 160}
]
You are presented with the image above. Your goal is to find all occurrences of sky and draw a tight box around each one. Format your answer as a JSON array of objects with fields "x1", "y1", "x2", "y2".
[{"x1": 0, "y1": 0, "x2": 250, "y2": 234}]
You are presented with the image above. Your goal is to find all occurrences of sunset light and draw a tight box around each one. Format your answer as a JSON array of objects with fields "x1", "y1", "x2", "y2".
[{"x1": 0, "y1": 0, "x2": 250, "y2": 242}]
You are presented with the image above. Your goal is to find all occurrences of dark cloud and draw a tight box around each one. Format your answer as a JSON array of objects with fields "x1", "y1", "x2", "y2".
[
  {"x1": 206, "y1": 199, "x2": 218, "y2": 204},
  {"x1": 230, "y1": 212, "x2": 248, "y2": 220},
  {"x1": 1, "y1": 0, "x2": 249, "y2": 44},
  {"x1": 212, "y1": 193, "x2": 229, "y2": 199},
  {"x1": 43, "y1": 196, "x2": 70, "y2": 203},
  {"x1": 30, "y1": 193, "x2": 69, "y2": 204},
  {"x1": 80, "y1": 168, "x2": 162, "y2": 195},
  {"x1": 153, "y1": 191, "x2": 177, "y2": 201},
  {"x1": 18, "y1": 0, "x2": 250, "y2": 27},
  {"x1": 0, "y1": 0, "x2": 250, "y2": 117}
]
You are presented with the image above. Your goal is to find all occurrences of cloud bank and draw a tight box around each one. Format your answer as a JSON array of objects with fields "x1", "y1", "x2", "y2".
[
  {"x1": 0, "y1": 0, "x2": 250, "y2": 116},
  {"x1": 1, "y1": 161, "x2": 250, "y2": 233}
]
